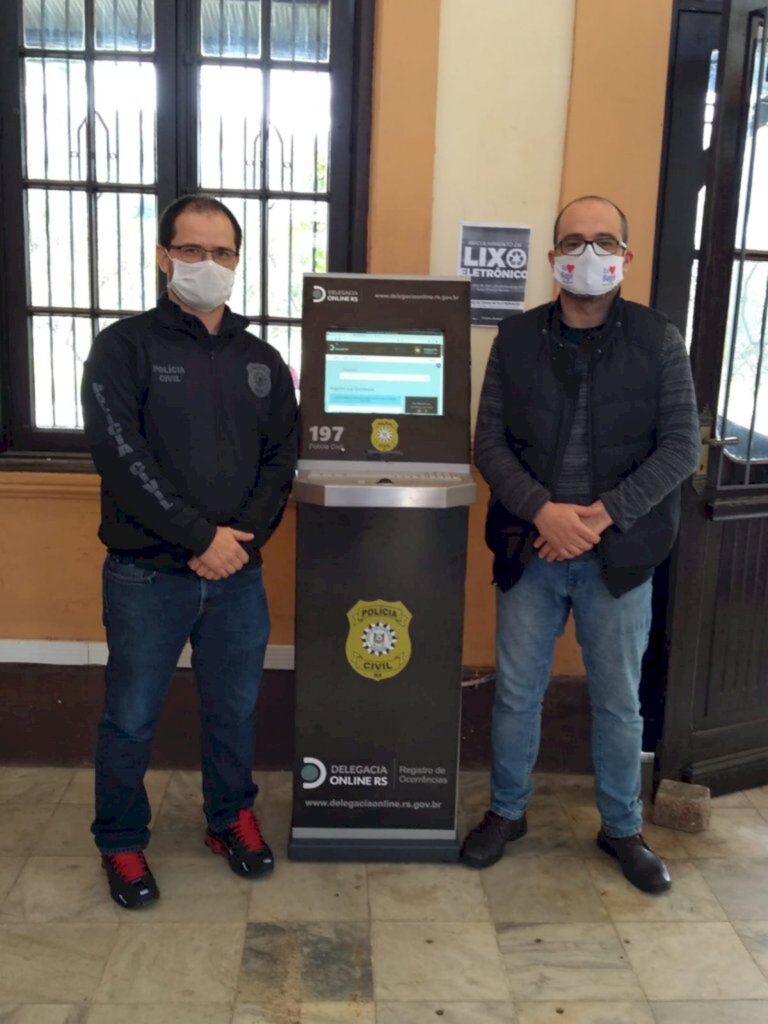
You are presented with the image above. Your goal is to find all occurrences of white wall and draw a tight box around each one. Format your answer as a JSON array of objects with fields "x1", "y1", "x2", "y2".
[{"x1": 430, "y1": 0, "x2": 576, "y2": 423}]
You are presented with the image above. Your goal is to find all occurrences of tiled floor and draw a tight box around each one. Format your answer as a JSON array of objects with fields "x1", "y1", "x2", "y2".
[{"x1": 1, "y1": 767, "x2": 768, "y2": 1023}]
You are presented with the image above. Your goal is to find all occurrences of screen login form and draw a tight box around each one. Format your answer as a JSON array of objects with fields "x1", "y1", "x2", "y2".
[{"x1": 324, "y1": 329, "x2": 444, "y2": 416}]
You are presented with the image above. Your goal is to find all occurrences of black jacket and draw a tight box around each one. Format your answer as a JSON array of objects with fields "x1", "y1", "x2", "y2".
[
  {"x1": 478, "y1": 298, "x2": 700, "y2": 597},
  {"x1": 81, "y1": 294, "x2": 298, "y2": 568}
]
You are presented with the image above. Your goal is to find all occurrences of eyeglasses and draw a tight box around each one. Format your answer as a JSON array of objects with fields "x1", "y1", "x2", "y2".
[
  {"x1": 556, "y1": 236, "x2": 628, "y2": 257},
  {"x1": 167, "y1": 244, "x2": 239, "y2": 266}
]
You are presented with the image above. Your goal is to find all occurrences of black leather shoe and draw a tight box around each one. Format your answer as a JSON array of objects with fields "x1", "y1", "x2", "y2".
[
  {"x1": 460, "y1": 810, "x2": 527, "y2": 869},
  {"x1": 597, "y1": 830, "x2": 671, "y2": 893}
]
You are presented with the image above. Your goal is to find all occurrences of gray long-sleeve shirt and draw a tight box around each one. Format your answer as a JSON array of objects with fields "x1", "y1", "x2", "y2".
[{"x1": 474, "y1": 318, "x2": 700, "y2": 534}]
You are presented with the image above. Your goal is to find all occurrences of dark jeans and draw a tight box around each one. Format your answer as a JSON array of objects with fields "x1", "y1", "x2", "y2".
[{"x1": 92, "y1": 554, "x2": 270, "y2": 854}]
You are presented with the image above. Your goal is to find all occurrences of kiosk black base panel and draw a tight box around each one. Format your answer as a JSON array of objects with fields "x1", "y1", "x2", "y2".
[
  {"x1": 288, "y1": 836, "x2": 460, "y2": 863},
  {"x1": 292, "y1": 505, "x2": 468, "y2": 861}
]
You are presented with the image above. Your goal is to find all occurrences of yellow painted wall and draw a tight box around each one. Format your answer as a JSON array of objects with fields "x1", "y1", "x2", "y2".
[
  {"x1": 560, "y1": 0, "x2": 674, "y2": 304},
  {"x1": 0, "y1": 0, "x2": 676, "y2": 677}
]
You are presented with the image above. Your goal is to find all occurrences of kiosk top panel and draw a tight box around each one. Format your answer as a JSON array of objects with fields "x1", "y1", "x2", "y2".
[{"x1": 299, "y1": 274, "x2": 471, "y2": 466}]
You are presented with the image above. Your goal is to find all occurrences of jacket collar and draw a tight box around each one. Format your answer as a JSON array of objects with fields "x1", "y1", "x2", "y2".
[
  {"x1": 155, "y1": 291, "x2": 250, "y2": 340},
  {"x1": 548, "y1": 292, "x2": 624, "y2": 339}
]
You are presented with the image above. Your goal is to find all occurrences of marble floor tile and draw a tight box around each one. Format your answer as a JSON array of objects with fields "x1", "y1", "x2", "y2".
[
  {"x1": 155, "y1": 771, "x2": 205, "y2": 818},
  {"x1": 0, "y1": 1007, "x2": 81, "y2": 1024},
  {"x1": 238, "y1": 921, "x2": 372, "y2": 1006},
  {"x1": 376, "y1": 1001, "x2": 516, "y2": 1023},
  {"x1": 146, "y1": 821, "x2": 209, "y2": 858},
  {"x1": 540, "y1": 773, "x2": 596, "y2": 808},
  {"x1": 650, "y1": 1003, "x2": 768, "y2": 1024},
  {"x1": 247, "y1": 861, "x2": 367, "y2": 923},
  {"x1": 617, "y1": 922, "x2": 768, "y2": 1000},
  {"x1": 0, "y1": 924, "x2": 118, "y2": 1002},
  {"x1": 710, "y1": 791, "x2": 751, "y2": 808},
  {"x1": 743, "y1": 785, "x2": 768, "y2": 809},
  {"x1": 294, "y1": 921, "x2": 372, "y2": 1002},
  {"x1": 482, "y1": 855, "x2": 607, "y2": 924},
  {"x1": 0, "y1": 767, "x2": 74, "y2": 804},
  {"x1": 300, "y1": 1003, "x2": 375, "y2": 1024},
  {"x1": 234, "y1": 1008, "x2": 375, "y2": 1024},
  {"x1": 0, "y1": 859, "x2": 24, "y2": 905},
  {"x1": 257, "y1": 771, "x2": 293, "y2": 804},
  {"x1": 516, "y1": 1003, "x2": 655, "y2": 1024},
  {"x1": 0, "y1": 804, "x2": 56, "y2": 856},
  {"x1": 0, "y1": 856, "x2": 118, "y2": 923},
  {"x1": 62, "y1": 769, "x2": 171, "y2": 809},
  {"x1": 148, "y1": 789, "x2": 209, "y2": 859},
  {"x1": 695, "y1": 860, "x2": 768, "y2": 920},
  {"x1": 371, "y1": 921, "x2": 509, "y2": 1002},
  {"x1": 96, "y1": 922, "x2": 245, "y2": 1004},
  {"x1": 731, "y1": 921, "x2": 768, "y2": 979},
  {"x1": 675, "y1": 809, "x2": 768, "y2": 859},
  {"x1": 496, "y1": 922, "x2": 645, "y2": 1002},
  {"x1": 368, "y1": 863, "x2": 489, "y2": 922},
  {"x1": 230, "y1": 1008, "x2": 299, "y2": 1024},
  {"x1": 487, "y1": 799, "x2": 581, "y2": 860},
  {"x1": 459, "y1": 771, "x2": 491, "y2": 815},
  {"x1": 255, "y1": 800, "x2": 292, "y2": 858},
  {"x1": 83, "y1": 1007, "x2": 232, "y2": 1023},
  {"x1": 586, "y1": 859, "x2": 727, "y2": 923},
  {"x1": 38, "y1": 803, "x2": 102, "y2": 857},
  {"x1": 116, "y1": 856, "x2": 251, "y2": 923}
]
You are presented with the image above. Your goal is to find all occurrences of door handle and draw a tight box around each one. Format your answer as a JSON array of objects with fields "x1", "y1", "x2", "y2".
[
  {"x1": 703, "y1": 437, "x2": 739, "y2": 448},
  {"x1": 696, "y1": 434, "x2": 740, "y2": 482}
]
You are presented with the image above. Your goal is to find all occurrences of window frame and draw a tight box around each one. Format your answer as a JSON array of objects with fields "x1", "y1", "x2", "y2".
[{"x1": 0, "y1": 0, "x2": 374, "y2": 466}]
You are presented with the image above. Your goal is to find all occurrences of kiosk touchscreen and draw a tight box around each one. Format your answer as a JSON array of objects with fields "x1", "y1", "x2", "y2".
[
  {"x1": 289, "y1": 274, "x2": 474, "y2": 862},
  {"x1": 323, "y1": 328, "x2": 445, "y2": 416}
]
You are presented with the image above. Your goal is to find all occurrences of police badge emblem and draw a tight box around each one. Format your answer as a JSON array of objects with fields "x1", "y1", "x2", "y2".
[
  {"x1": 247, "y1": 362, "x2": 271, "y2": 398},
  {"x1": 370, "y1": 418, "x2": 399, "y2": 452},
  {"x1": 345, "y1": 599, "x2": 413, "y2": 681}
]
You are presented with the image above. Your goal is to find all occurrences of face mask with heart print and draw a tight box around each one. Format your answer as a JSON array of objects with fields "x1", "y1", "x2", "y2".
[{"x1": 553, "y1": 246, "x2": 624, "y2": 297}]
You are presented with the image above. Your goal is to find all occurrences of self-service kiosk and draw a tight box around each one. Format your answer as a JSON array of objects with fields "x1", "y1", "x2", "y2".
[{"x1": 288, "y1": 273, "x2": 475, "y2": 862}]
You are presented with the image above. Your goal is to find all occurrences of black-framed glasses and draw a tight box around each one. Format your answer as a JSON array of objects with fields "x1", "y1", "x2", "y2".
[
  {"x1": 556, "y1": 236, "x2": 628, "y2": 257},
  {"x1": 167, "y1": 244, "x2": 240, "y2": 265}
]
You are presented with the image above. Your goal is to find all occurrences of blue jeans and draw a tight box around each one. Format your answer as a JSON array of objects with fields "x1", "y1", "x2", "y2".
[
  {"x1": 92, "y1": 554, "x2": 270, "y2": 853},
  {"x1": 491, "y1": 555, "x2": 652, "y2": 837}
]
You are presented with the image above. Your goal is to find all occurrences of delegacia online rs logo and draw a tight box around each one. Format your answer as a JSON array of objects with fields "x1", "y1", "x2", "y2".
[
  {"x1": 300, "y1": 757, "x2": 327, "y2": 789},
  {"x1": 300, "y1": 757, "x2": 389, "y2": 789}
]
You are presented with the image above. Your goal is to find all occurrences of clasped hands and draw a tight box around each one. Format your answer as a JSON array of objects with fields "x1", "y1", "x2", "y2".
[
  {"x1": 187, "y1": 526, "x2": 254, "y2": 580},
  {"x1": 532, "y1": 500, "x2": 613, "y2": 562}
]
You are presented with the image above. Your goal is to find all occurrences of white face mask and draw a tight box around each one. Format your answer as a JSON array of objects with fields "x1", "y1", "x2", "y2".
[
  {"x1": 168, "y1": 257, "x2": 235, "y2": 312},
  {"x1": 553, "y1": 246, "x2": 624, "y2": 297}
]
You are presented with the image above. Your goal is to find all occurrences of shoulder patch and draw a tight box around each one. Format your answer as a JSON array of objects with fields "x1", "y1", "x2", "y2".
[{"x1": 247, "y1": 362, "x2": 271, "y2": 398}]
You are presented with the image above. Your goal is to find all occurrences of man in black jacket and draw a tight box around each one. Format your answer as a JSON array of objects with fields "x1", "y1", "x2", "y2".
[
  {"x1": 460, "y1": 196, "x2": 699, "y2": 893},
  {"x1": 81, "y1": 195, "x2": 298, "y2": 909}
]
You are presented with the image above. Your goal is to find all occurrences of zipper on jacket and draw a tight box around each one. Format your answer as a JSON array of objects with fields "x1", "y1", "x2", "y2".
[{"x1": 209, "y1": 347, "x2": 224, "y2": 463}]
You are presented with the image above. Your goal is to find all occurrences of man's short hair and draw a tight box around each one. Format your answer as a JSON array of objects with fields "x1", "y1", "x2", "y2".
[
  {"x1": 553, "y1": 195, "x2": 629, "y2": 245},
  {"x1": 158, "y1": 194, "x2": 242, "y2": 253}
]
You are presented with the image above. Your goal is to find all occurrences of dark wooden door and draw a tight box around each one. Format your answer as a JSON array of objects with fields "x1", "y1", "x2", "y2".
[{"x1": 659, "y1": 0, "x2": 768, "y2": 794}]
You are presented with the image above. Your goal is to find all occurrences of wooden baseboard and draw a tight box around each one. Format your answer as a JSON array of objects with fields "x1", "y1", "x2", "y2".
[{"x1": 0, "y1": 664, "x2": 593, "y2": 773}]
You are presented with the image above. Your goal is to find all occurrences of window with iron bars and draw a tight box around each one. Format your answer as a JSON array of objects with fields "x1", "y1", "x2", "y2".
[{"x1": 0, "y1": 0, "x2": 373, "y2": 461}]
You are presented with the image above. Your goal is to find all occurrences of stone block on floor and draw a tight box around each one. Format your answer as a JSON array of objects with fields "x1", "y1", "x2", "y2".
[{"x1": 652, "y1": 778, "x2": 711, "y2": 833}]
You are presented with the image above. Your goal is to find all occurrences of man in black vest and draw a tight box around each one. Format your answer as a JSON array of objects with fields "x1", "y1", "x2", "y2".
[{"x1": 460, "y1": 196, "x2": 699, "y2": 893}]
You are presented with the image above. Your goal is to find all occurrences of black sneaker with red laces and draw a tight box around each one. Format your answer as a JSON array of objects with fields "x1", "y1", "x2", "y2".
[
  {"x1": 101, "y1": 851, "x2": 159, "y2": 909},
  {"x1": 205, "y1": 807, "x2": 275, "y2": 878}
]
